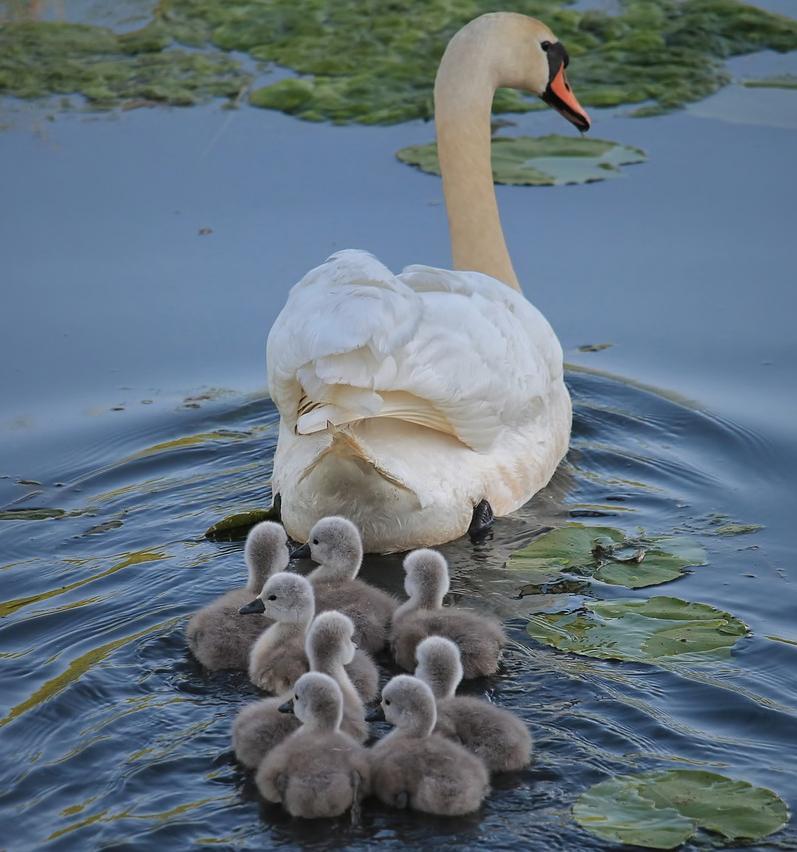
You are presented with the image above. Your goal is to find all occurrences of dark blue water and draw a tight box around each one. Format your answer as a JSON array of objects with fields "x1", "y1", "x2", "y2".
[
  {"x1": 2, "y1": 1, "x2": 797, "y2": 847},
  {"x1": 1, "y1": 369, "x2": 795, "y2": 849}
]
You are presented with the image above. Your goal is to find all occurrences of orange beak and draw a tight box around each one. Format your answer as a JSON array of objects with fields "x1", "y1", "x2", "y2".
[{"x1": 543, "y1": 65, "x2": 591, "y2": 132}]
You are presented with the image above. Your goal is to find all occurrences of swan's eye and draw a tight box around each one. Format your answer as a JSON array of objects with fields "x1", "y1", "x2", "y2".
[
  {"x1": 295, "y1": 694, "x2": 299, "y2": 700},
  {"x1": 312, "y1": 538, "x2": 319, "y2": 545},
  {"x1": 268, "y1": 594, "x2": 277, "y2": 601},
  {"x1": 385, "y1": 699, "x2": 391, "y2": 706},
  {"x1": 540, "y1": 40, "x2": 552, "y2": 51}
]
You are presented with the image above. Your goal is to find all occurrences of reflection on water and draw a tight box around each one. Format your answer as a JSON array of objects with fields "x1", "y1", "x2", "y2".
[{"x1": 1, "y1": 370, "x2": 795, "y2": 849}]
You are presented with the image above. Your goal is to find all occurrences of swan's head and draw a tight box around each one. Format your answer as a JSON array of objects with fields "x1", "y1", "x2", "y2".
[
  {"x1": 402, "y1": 548, "x2": 449, "y2": 609},
  {"x1": 438, "y1": 12, "x2": 591, "y2": 133},
  {"x1": 306, "y1": 610, "x2": 358, "y2": 668},
  {"x1": 292, "y1": 516, "x2": 363, "y2": 580},
  {"x1": 244, "y1": 521, "x2": 289, "y2": 593},
  {"x1": 415, "y1": 636, "x2": 463, "y2": 700},
  {"x1": 239, "y1": 571, "x2": 314, "y2": 624},
  {"x1": 282, "y1": 672, "x2": 343, "y2": 731},
  {"x1": 375, "y1": 675, "x2": 436, "y2": 737}
]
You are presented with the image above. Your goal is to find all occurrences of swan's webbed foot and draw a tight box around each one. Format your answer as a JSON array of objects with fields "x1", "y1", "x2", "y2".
[
  {"x1": 468, "y1": 499, "x2": 494, "y2": 538},
  {"x1": 350, "y1": 770, "x2": 363, "y2": 826}
]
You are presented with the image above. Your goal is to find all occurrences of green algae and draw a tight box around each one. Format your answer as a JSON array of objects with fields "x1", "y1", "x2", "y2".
[
  {"x1": 1, "y1": 0, "x2": 796, "y2": 123},
  {"x1": 397, "y1": 135, "x2": 646, "y2": 186},
  {"x1": 0, "y1": 20, "x2": 248, "y2": 108},
  {"x1": 743, "y1": 74, "x2": 797, "y2": 90}
]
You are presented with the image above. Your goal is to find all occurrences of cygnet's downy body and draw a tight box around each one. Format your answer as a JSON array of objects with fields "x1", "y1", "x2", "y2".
[
  {"x1": 293, "y1": 516, "x2": 397, "y2": 654},
  {"x1": 256, "y1": 672, "x2": 370, "y2": 819},
  {"x1": 186, "y1": 521, "x2": 288, "y2": 670},
  {"x1": 390, "y1": 549, "x2": 505, "y2": 678},
  {"x1": 368, "y1": 675, "x2": 489, "y2": 816},
  {"x1": 242, "y1": 571, "x2": 314, "y2": 695},
  {"x1": 232, "y1": 697, "x2": 299, "y2": 770},
  {"x1": 306, "y1": 611, "x2": 376, "y2": 741},
  {"x1": 241, "y1": 573, "x2": 379, "y2": 701},
  {"x1": 233, "y1": 607, "x2": 375, "y2": 768},
  {"x1": 415, "y1": 636, "x2": 532, "y2": 773}
]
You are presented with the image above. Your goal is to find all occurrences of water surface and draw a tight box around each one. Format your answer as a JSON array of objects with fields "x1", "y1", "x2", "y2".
[{"x1": 1, "y1": 12, "x2": 796, "y2": 850}]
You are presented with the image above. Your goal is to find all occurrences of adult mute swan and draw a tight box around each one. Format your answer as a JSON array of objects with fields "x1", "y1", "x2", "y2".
[{"x1": 267, "y1": 12, "x2": 590, "y2": 553}]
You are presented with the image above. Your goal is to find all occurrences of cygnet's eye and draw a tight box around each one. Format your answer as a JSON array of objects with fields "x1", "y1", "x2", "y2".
[
  {"x1": 295, "y1": 693, "x2": 299, "y2": 700},
  {"x1": 312, "y1": 538, "x2": 319, "y2": 545},
  {"x1": 267, "y1": 594, "x2": 277, "y2": 601},
  {"x1": 540, "y1": 40, "x2": 552, "y2": 51},
  {"x1": 384, "y1": 699, "x2": 391, "y2": 706}
]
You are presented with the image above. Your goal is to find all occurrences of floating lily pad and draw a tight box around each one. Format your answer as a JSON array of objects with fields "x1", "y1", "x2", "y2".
[
  {"x1": 526, "y1": 596, "x2": 748, "y2": 662},
  {"x1": 397, "y1": 136, "x2": 646, "y2": 186},
  {"x1": 204, "y1": 504, "x2": 280, "y2": 540},
  {"x1": 508, "y1": 525, "x2": 705, "y2": 589},
  {"x1": 574, "y1": 770, "x2": 789, "y2": 848}
]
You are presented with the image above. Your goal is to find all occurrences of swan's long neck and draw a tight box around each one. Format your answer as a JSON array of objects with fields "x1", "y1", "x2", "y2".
[{"x1": 435, "y1": 18, "x2": 520, "y2": 291}]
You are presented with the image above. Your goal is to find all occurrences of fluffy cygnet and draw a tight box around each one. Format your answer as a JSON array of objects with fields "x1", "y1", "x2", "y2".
[
  {"x1": 306, "y1": 611, "x2": 376, "y2": 741},
  {"x1": 232, "y1": 608, "x2": 375, "y2": 767},
  {"x1": 242, "y1": 572, "x2": 315, "y2": 694},
  {"x1": 256, "y1": 672, "x2": 370, "y2": 820},
  {"x1": 186, "y1": 521, "x2": 288, "y2": 670},
  {"x1": 292, "y1": 516, "x2": 396, "y2": 654},
  {"x1": 390, "y1": 549, "x2": 505, "y2": 678},
  {"x1": 368, "y1": 675, "x2": 489, "y2": 816},
  {"x1": 415, "y1": 636, "x2": 532, "y2": 773}
]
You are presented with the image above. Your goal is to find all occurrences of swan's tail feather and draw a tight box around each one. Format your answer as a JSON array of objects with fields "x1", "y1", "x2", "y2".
[
  {"x1": 296, "y1": 391, "x2": 458, "y2": 440},
  {"x1": 298, "y1": 425, "x2": 415, "y2": 494}
]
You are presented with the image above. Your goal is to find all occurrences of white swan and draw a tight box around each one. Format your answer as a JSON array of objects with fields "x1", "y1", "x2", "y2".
[{"x1": 267, "y1": 12, "x2": 591, "y2": 553}]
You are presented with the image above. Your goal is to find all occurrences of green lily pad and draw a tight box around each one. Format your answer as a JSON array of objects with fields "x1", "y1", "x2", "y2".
[
  {"x1": 526, "y1": 596, "x2": 748, "y2": 662},
  {"x1": 574, "y1": 770, "x2": 789, "y2": 848},
  {"x1": 397, "y1": 135, "x2": 646, "y2": 186},
  {"x1": 508, "y1": 525, "x2": 705, "y2": 589},
  {"x1": 204, "y1": 504, "x2": 280, "y2": 540}
]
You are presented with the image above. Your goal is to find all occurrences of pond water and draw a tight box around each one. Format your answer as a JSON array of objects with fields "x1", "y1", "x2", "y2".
[{"x1": 1, "y1": 6, "x2": 797, "y2": 850}]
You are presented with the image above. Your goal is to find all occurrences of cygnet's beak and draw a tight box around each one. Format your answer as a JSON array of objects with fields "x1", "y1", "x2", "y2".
[
  {"x1": 238, "y1": 597, "x2": 266, "y2": 615},
  {"x1": 365, "y1": 704, "x2": 385, "y2": 722},
  {"x1": 290, "y1": 542, "x2": 311, "y2": 560},
  {"x1": 540, "y1": 42, "x2": 591, "y2": 132},
  {"x1": 278, "y1": 699, "x2": 295, "y2": 715}
]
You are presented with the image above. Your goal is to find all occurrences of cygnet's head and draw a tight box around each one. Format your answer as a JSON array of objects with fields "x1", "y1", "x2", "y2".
[
  {"x1": 284, "y1": 672, "x2": 343, "y2": 731},
  {"x1": 415, "y1": 636, "x2": 463, "y2": 700},
  {"x1": 379, "y1": 675, "x2": 436, "y2": 737},
  {"x1": 293, "y1": 516, "x2": 363, "y2": 580},
  {"x1": 403, "y1": 549, "x2": 449, "y2": 608},
  {"x1": 244, "y1": 521, "x2": 289, "y2": 592},
  {"x1": 239, "y1": 571, "x2": 314, "y2": 624},
  {"x1": 306, "y1": 610, "x2": 357, "y2": 669}
]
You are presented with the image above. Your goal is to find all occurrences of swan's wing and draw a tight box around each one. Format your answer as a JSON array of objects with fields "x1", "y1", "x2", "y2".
[
  {"x1": 267, "y1": 250, "x2": 423, "y2": 430},
  {"x1": 267, "y1": 253, "x2": 564, "y2": 453},
  {"x1": 393, "y1": 264, "x2": 565, "y2": 451}
]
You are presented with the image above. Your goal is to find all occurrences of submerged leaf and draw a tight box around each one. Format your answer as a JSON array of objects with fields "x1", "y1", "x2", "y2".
[
  {"x1": 508, "y1": 525, "x2": 705, "y2": 589},
  {"x1": 526, "y1": 596, "x2": 748, "y2": 662},
  {"x1": 397, "y1": 135, "x2": 646, "y2": 186},
  {"x1": 0, "y1": 507, "x2": 67, "y2": 520},
  {"x1": 713, "y1": 523, "x2": 763, "y2": 536},
  {"x1": 205, "y1": 506, "x2": 280, "y2": 540},
  {"x1": 574, "y1": 770, "x2": 789, "y2": 848}
]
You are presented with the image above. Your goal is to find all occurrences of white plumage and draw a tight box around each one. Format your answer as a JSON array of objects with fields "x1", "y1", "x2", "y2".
[{"x1": 267, "y1": 250, "x2": 571, "y2": 553}]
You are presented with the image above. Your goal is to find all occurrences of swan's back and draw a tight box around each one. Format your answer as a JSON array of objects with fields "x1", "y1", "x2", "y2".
[{"x1": 268, "y1": 250, "x2": 571, "y2": 551}]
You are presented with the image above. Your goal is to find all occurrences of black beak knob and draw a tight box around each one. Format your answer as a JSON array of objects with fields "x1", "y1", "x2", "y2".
[
  {"x1": 239, "y1": 597, "x2": 266, "y2": 615},
  {"x1": 290, "y1": 542, "x2": 311, "y2": 560},
  {"x1": 278, "y1": 700, "x2": 295, "y2": 715},
  {"x1": 365, "y1": 705, "x2": 385, "y2": 722}
]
